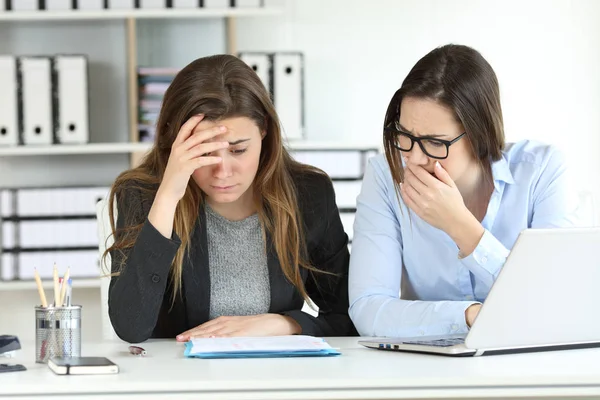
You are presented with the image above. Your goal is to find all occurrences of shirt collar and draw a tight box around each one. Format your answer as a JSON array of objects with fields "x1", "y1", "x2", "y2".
[{"x1": 491, "y1": 154, "x2": 515, "y2": 186}]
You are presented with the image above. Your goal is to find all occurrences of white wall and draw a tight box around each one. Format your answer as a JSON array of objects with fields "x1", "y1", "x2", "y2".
[{"x1": 238, "y1": 0, "x2": 600, "y2": 195}]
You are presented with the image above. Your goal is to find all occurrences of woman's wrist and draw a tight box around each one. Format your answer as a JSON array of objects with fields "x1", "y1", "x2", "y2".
[
  {"x1": 447, "y1": 210, "x2": 485, "y2": 257},
  {"x1": 278, "y1": 315, "x2": 302, "y2": 335},
  {"x1": 148, "y1": 190, "x2": 179, "y2": 239}
]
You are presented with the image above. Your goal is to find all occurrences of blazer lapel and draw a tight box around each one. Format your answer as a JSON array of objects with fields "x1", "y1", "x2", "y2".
[
  {"x1": 266, "y1": 232, "x2": 300, "y2": 313},
  {"x1": 182, "y1": 207, "x2": 211, "y2": 328}
]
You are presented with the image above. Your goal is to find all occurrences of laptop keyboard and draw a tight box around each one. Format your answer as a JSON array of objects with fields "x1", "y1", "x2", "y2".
[{"x1": 401, "y1": 337, "x2": 466, "y2": 347}]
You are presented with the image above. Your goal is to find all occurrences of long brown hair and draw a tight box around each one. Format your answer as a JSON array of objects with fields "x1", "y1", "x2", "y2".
[
  {"x1": 104, "y1": 54, "x2": 323, "y2": 304},
  {"x1": 383, "y1": 44, "x2": 505, "y2": 198}
]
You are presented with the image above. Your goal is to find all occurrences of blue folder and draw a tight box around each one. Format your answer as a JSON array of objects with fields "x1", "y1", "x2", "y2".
[{"x1": 183, "y1": 341, "x2": 341, "y2": 359}]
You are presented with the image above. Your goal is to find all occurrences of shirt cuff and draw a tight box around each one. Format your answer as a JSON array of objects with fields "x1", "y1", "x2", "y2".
[{"x1": 459, "y1": 229, "x2": 509, "y2": 285}]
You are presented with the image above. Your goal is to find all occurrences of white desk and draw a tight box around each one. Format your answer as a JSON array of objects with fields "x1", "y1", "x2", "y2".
[{"x1": 2, "y1": 337, "x2": 600, "y2": 399}]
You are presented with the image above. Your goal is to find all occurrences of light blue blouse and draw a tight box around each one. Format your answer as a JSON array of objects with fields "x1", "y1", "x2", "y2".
[{"x1": 348, "y1": 140, "x2": 581, "y2": 337}]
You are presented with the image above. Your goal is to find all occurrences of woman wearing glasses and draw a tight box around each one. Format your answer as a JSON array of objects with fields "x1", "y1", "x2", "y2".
[{"x1": 348, "y1": 44, "x2": 579, "y2": 337}]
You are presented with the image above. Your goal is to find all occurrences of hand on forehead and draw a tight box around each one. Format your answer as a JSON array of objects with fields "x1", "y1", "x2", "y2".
[{"x1": 193, "y1": 117, "x2": 258, "y2": 143}]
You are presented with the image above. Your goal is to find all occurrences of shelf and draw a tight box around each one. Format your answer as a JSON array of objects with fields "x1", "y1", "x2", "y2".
[
  {"x1": 286, "y1": 140, "x2": 382, "y2": 151},
  {"x1": 0, "y1": 7, "x2": 283, "y2": 22},
  {"x1": 0, "y1": 141, "x2": 381, "y2": 156},
  {"x1": 0, "y1": 278, "x2": 100, "y2": 291},
  {"x1": 0, "y1": 142, "x2": 152, "y2": 156}
]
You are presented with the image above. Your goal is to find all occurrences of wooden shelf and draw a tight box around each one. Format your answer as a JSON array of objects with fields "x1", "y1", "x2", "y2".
[
  {"x1": 0, "y1": 142, "x2": 152, "y2": 156},
  {"x1": 0, "y1": 7, "x2": 283, "y2": 22},
  {"x1": 0, "y1": 278, "x2": 100, "y2": 291}
]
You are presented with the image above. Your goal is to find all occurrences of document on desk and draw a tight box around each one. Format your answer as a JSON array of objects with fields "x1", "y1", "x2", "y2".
[{"x1": 184, "y1": 335, "x2": 341, "y2": 359}]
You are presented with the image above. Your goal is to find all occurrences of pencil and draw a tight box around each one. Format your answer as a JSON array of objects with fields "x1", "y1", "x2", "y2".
[
  {"x1": 59, "y1": 267, "x2": 70, "y2": 307},
  {"x1": 53, "y1": 263, "x2": 59, "y2": 307},
  {"x1": 34, "y1": 268, "x2": 48, "y2": 308}
]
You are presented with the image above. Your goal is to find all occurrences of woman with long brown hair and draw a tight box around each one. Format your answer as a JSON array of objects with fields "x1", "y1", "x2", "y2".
[
  {"x1": 105, "y1": 54, "x2": 355, "y2": 344},
  {"x1": 349, "y1": 44, "x2": 580, "y2": 338}
]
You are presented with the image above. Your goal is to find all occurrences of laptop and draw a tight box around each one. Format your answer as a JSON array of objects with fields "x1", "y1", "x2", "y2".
[{"x1": 358, "y1": 228, "x2": 600, "y2": 357}]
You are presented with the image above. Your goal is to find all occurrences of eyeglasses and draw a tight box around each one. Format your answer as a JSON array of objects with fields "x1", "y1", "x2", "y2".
[{"x1": 384, "y1": 126, "x2": 466, "y2": 160}]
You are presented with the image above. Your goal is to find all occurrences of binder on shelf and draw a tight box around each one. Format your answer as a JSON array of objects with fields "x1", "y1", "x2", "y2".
[
  {"x1": 52, "y1": 55, "x2": 90, "y2": 144},
  {"x1": 0, "y1": 0, "x2": 5, "y2": 11},
  {"x1": 139, "y1": 0, "x2": 166, "y2": 8},
  {"x1": 2, "y1": 221, "x2": 15, "y2": 250},
  {"x1": 10, "y1": 0, "x2": 39, "y2": 11},
  {"x1": 171, "y1": 0, "x2": 199, "y2": 7},
  {"x1": 107, "y1": 0, "x2": 135, "y2": 9},
  {"x1": 14, "y1": 219, "x2": 98, "y2": 249},
  {"x1": 75, "y1": 0, "x2": 105, "y2": 10},
  {"x1": 1, "y1": 254, "x2": 15, "y2": 281},
  {"x1": 290, "y1": 150, "x2": 363, "y2": 179},
  {"x1": 202, "y1": 0, "x2": 230, "y2": 8},
  {"x1": 332, "y1": 181, "x2": 362, "y2": 210},
  {"x1": 12, "y1": 187, "x2": 110, "y2": 217},
  {"x1": 233, "y1": 0, "x2": 262, "y2": 7},
  {"x1": 0, "y1": 56, "x2": 19, "y2": 147},
  {"x1": 18, "y1": 57, "x2": 53, "y2": 146},
  {"x1": 238, "y1": 52, "x2": 271, "y2": 94},
  {"x1": 339, "y1": 212, "x2": 355, "y2": 241},
  {"x1": 46, "y1": 0, "x2": 73, "y2": 10},
  {"x1": 0, "y1": 190, "x2": 13, "y2": 218},
  {"x1": 18, "y1": 250, "x2": 100, "y2": 280},
  {"x1": 273, "y1": 52, "x2": 304, "y2": 140}
]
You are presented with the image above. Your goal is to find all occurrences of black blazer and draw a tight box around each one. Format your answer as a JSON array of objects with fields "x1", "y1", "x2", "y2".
[{"x1": 108, "y1": 169, "x2": 357, "y2": 343}]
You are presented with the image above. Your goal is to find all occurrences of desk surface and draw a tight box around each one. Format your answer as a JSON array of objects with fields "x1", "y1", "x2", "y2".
[{"x1": 2, "y1": 337, "x2": 600, "y2": 399}]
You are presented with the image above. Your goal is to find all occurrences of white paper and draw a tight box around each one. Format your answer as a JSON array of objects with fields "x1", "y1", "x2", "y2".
[{"x1": 190, "y1": 335, "x2": 334, "y2": 354}]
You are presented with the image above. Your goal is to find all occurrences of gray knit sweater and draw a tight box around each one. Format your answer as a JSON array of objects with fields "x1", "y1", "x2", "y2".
[{"x1": 205, "y1": 205, "x2": 271, "y2": 319}]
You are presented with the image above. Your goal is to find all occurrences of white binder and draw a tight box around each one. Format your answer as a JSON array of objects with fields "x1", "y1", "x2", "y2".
[
  {"x1": 12, "y1": 0, "x2": 39, "y2": 11},
  {"x1": 76, "y1": 0, "x2": 104, "y2": 10},
  {"x1": 19, "y1": 57, "x2": 53, "y2": 145},
  {"x1": 17, "y1": 219, "x2": 98, "y2": 249},
  {"x1": 332, "y1": 181, "x2": 362, "y2": 210},
  {"x1": 203, "y1": 0, "x2": 230, "y2": 7},
  {"x1": 234, "y1": 0, "x2": 261, "y2": 7},
  {"x1": 172, "y1": 0, "x2": 199, "y2": 7},
  {"x1": 16, "y1": 187, "x2": 110, "y2": 217},
  {"x1": 0, "y1": 190, "x2": 13, "y2": 217},
  {"x1": 273, "y1": 52, "x2": 304, "y2": 140},
  {"x1": 339, "y1": 212, "x2": 355, "y2": 241},
  {"x1": 1, "y1": 221, "x2": 15, "y2": 249},
  {"x1": 0, "y1": 1, "x2": 5, "y2": 11},
  {"x1": 52, "y1": 55, "x2": 90, "y2": 144},
  {"x1": 1, "y1": 254, "x2": 15, "y2": 281},
  {"x1": 238, "y1": 52, "x2": 271, "y2": 94},
  {"x1": 139, "y1": 0, "x2": 165, "y2": 7},
  {"x1": 46, "y1": 0, "x2": 73, "y2": 10},
  {"x1": 107, "y1": 0, "x2": 135, "y2": 9},
  {"x1": 18, "y1": 250, "x2": 100, "y2": 279},
  {"x1": 0, "y1": 56, "x2": 19, "y2": 146},
  {"x1": 290, "y1": 150, "x2": 363, "y2": 179}
]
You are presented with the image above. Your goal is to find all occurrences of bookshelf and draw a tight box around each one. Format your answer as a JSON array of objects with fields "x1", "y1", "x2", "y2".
[
  {"x1": 0, "y1": 278, "x2": 100, "y2": 291},
  {"x1": 0, "y1": 3, "x2": 286, "y2": 341},
  {"x1": 0, "y1": 142, "x2": 152, "y2": 156},
  {"x1": 0, "y1": 8, "x2": 283, "y2": 22}
]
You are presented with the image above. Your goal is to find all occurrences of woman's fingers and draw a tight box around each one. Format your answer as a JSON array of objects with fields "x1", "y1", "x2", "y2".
[
  {"x1": 186, "y1": 141, "x2": 229, "y2": 159},
  {"x1": 173, "y1": 114, "x2": 204, "y2": 146},
  {"x1": 183, "y1": 125, "x2": 228, "y2": 150}
]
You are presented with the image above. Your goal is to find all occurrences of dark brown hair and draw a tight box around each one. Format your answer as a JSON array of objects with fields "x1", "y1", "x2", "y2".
[
  {"x1": 383, "y1": 44, "x2": 505, "y2": 196},
  {"x1": 103, "y1": 54, "x2": 323, "y2": 304}
]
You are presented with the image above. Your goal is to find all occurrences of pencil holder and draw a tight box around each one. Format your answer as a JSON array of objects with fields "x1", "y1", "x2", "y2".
[{"x1": 35, "y1": 306, "x2": 82, "y2": 363}]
